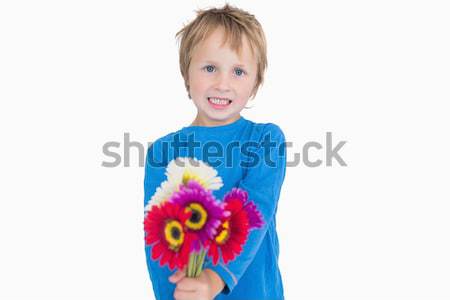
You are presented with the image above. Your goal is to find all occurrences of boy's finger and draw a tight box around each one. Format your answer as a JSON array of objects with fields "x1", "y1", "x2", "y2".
[
  {"x1": 168, "y1": 268, "x2": 187, "y2": 283},
  {"x1": 175, "y1": 277, "x2": 200, "y2": 291},
  {"x1": 168, "y1": 271, "x2": 182, "y2": 283}
]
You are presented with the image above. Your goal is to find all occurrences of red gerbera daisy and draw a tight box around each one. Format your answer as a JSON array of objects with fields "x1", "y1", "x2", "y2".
[
  {"x1": 225, "y1": 188, "x2": 264, "y2": 229},
  {"x1": 207, "y1": 188, "x2": 265, "y2": 265},
  {"x1": 144, "y1": 201, "x2": 194, "y2": 270},
  {"x1": 207, "y1": 194, "x2": 251, "y2": 265}
]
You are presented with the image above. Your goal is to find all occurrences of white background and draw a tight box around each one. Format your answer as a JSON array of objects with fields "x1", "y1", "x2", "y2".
[{"x1": 1, "y1": 0, "x2": 449, "y2": 299}]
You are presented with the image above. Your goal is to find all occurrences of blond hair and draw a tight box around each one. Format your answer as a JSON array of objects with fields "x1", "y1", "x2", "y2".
[{"x1": 175, "y1": 3, "x2": 267, "y2": 100}]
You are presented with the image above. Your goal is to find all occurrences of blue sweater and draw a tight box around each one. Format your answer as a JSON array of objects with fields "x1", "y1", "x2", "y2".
[{"x1": 144, "y1": 116, "x2": 286, "y2": 300}]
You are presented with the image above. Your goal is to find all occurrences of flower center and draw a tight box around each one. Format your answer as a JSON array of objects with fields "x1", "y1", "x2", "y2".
[
  {"x1": 215, "y1": 220, "x2": 230, "y2": 245},
  {"x1": 185, "y1": 202, "x2": 208, "y2": 230},
  {"x1": 182, "y1": 170, "x2": 206, "y2": 187},
  {"x1": 164, "y1": 220, "x2": 184, "y2": 251}
]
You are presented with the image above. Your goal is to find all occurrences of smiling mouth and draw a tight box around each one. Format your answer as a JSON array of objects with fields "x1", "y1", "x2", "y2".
[{"x1": 207, "y1": 97, "x2": 233, "y2": 106}]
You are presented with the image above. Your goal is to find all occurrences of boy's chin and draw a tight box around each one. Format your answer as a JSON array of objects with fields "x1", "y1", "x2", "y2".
[{"x1": 198, "y1": 112, "x2": 240, "y2": 126}]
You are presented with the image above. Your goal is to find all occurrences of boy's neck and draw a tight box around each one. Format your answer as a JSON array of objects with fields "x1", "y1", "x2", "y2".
[{"x1": 190, "y1": 114, "x2": 241, "y2": 127}]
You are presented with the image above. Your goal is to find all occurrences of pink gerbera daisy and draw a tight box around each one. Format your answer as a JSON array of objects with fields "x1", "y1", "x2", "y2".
[{"x1": 169, "y1": 180, "x2": 229, "y2": 252}]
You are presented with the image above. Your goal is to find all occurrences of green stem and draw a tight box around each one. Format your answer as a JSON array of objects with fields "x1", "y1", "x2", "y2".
[
  {"x1": 195, "y1": 248, "x2": 207, "y2": 277},
  {"x1": 187, "y1": 248, "x2": 208, "y2": 278},
  {"x1": 195, "y1": 252, "x2": 200, "y2": 277},
  {"x1": 188, "y1": 252, "x2": 195, "y2": 277},
  {"x1": 193, "y1": 252, "x2": 198, "y2": 276}
]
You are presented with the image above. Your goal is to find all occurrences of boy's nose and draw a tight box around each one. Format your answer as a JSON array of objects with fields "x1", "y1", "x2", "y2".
[{"x1": 214, "y1": 73, "x2": 231, "y2": 92}]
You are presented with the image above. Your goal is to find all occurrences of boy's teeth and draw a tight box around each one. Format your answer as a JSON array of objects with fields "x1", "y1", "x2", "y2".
[{"x1": 209, "y1": 97, "x2": 230, "y2": 105}]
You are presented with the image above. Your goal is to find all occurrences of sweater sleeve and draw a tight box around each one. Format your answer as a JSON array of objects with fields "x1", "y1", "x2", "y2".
[
  {"x1": 204, "y1": 124, "x2": 287, "y2": 294},
  {"x1": 143, "y1": 140, "x2": 170, "y2": 299}
]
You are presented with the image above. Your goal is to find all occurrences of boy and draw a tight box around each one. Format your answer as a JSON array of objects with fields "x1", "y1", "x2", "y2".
[{"x1": 144, "y1": 4, "x2": 286, "y2": 299}]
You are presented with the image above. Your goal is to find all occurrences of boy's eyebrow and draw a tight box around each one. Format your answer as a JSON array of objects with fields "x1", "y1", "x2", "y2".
[{"x1": 203, "y1": 60, "x2": 248, "y2": 68}]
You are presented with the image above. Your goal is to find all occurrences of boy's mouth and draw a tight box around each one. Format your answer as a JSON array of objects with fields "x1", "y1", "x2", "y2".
[{"x1": 207, "y1": 97, "x2": 232, "y2": 109}]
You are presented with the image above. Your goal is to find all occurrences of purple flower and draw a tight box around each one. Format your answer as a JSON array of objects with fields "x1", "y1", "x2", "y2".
[{"x1": 169, "y1": 180, "x2": 229, "y2": 251}]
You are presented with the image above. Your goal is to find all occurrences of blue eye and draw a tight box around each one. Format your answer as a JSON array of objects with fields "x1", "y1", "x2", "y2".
[
  {"x1": 203, "y1": 65, "x2": 246, "y2": 76},
  {"x1": 234, "y1": 68, "x2": 245, "y2": 76},
  {"x1": 204, "y1": 65, "x2": 215, "y2": 73}
]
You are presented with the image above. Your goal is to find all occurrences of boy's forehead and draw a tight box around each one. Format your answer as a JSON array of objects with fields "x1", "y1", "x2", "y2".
[{"x1": 193, "y1": 28, "x2": 256, "y2": 64}]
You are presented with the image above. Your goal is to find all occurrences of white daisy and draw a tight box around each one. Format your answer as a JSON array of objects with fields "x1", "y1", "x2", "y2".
[{"x1": 144, "y1": 157, "x2": 223, "y2": 213}]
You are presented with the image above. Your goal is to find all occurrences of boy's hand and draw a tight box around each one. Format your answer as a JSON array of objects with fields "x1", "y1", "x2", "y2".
[{"x1": 169, "y1": 268, "x2": 225, "y2": 300}]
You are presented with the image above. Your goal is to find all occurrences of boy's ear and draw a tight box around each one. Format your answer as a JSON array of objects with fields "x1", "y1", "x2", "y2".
[
  {"x1": 184, "y1": 81, "x2": 191, "y2": 99},
  {"x1": 187, "y1": 85, "x2": 191, "y2": 99}
]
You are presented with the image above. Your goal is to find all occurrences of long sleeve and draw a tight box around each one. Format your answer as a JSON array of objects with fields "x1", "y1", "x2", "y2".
[
  {"x1": 143, "y1": 140, "x2": 171, "y2": 299},
  {"x1": 204, "y1": 124, "x2": 287, "y2": 294}
]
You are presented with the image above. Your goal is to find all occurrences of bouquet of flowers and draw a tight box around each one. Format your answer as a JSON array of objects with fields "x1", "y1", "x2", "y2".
[{"x1": 144, "y1": 157, "x2": 264, "y2": 278}]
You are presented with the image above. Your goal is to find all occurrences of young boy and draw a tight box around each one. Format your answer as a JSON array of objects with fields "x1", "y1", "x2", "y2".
[{"x1": 144, "y1": 4, "x2": 286, "y2": 299}]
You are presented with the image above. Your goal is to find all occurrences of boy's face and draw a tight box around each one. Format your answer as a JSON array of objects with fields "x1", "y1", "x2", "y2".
[{"x1": 187, "y1": 27, "x2": 258, "y2": 126}]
